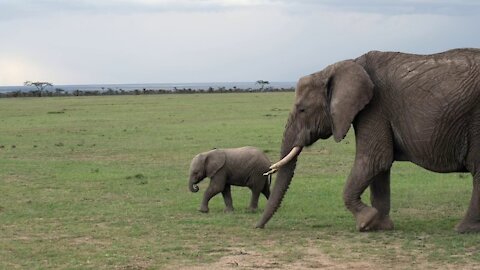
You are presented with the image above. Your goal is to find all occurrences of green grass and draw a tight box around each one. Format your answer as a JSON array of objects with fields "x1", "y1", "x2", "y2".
[{"x1": 0, "y1": 93, "x2": 479, "y2": 269}]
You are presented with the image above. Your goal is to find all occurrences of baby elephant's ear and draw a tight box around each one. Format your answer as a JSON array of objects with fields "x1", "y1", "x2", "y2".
[{"x1": 206, "y1": 150, "x2": 226, "y2": 178}]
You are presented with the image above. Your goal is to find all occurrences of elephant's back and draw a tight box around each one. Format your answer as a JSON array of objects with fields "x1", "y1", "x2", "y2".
[
  {"x1": 225, "y1": 146, "x2": 271, "y2": 169},
  {"x1": 361, "y1": 49, "x2": 480, "y2": 173},
  {"x1": 361, "y1": 49, "x2": 480, "y2": 105}
]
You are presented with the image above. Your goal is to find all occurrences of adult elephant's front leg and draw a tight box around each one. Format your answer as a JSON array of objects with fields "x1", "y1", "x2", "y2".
[
  {"x1": 343, "y1": 158, "x2": 392, "y2": 231},
  {"x1": 369, "y1": 169, "x2": 394, "y2": 230},
  {"x1": 344, "y1": 116, "x2": 394, "y2": 231}
]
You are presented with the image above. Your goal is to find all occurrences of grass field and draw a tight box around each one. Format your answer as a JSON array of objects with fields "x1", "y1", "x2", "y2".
[{"x1": 0, "y1": 93, "x2": 479, "y2": 269}]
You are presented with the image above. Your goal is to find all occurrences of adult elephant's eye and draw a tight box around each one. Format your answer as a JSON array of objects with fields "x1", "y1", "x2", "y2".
[{"x1": 295, "y1": 102, "x2": 306, "y2": 113}]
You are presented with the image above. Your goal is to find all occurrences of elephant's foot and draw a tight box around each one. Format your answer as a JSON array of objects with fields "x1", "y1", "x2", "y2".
[
  {"x1": 355, "y1": 207, "x2": 378, "y2": 231},
  {"x1": 455, "y1": 220, "x2": 480, "y2": 233},
  {"x1": 224, "y1": 207, "x2": 234, "y2": 213},
  {"x1": 355, "y1": 207, "x2": 394, "y2": 231},
  {"x1": 355, "y1": 207, "x2": 377, "y2": 231},
  {"x1": 247, "y1": 206, "x2": 258, "y2": 213},
  {"x1": 199, "y1": 206, "x2": 209, "y2": 213},
  {"x1": 374, "y1": 215, "x2": 395, "y2": 231}
]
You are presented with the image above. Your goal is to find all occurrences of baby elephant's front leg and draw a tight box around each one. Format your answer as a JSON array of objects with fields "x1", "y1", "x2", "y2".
[{"x1": 199, "y1": 178, "x2": 224, "y2": 213}]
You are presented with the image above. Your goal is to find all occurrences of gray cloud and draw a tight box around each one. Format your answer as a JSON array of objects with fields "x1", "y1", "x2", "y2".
[
  {"x1": 0, "y1": 0, "x2": 478, "y2": 85},
  {"x1": 1, "y1": 0, "x2": 479, "y2": 19}
]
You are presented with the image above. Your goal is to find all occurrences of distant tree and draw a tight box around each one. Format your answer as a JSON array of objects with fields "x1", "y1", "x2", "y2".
[
  {"x1": 24, "y1": 81, "x2": 53, "y2": 97},
  {"x1": 54, "y1": 88, "x2": 65, "y2": 95},
  {"x1": 255, "y1": 80, "x2": 270, "y2": 90}
]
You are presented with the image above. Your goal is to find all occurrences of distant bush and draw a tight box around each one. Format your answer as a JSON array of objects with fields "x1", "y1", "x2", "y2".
[{"x1": 0, "y1": 86, "x2": 294, "y2": 98}]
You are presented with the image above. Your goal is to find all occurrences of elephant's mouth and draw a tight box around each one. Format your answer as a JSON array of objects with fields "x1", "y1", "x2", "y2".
[{"x1": 264, "y1": 146, "x2": 303, "y2": 175}]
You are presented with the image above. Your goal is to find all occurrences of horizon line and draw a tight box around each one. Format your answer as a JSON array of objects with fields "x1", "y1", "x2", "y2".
[{"x1": 0, "y1": 81, "x2": 297, "y2": 88}]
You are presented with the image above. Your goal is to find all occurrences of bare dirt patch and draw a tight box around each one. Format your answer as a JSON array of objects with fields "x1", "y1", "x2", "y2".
[
  {"x1": 177, "y1": 242, "x2": 479, "y2": 270},
  {"x1": 182, "y1": 246, "x2": 378, "y2": 270},
  {"x1": 115, "y1": 256, "x2": 153, "y2": 270}
]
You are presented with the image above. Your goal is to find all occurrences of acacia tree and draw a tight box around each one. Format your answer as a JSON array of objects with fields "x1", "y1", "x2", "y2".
[
  {"x1": 24, "y1": 81, "x2": 53, "y2": 97},
  {"x1": 255, "y1": 80, "x2": 270, "y2": 91}
]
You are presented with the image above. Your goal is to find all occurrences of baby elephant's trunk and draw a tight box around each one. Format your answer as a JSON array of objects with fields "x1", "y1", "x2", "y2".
[{"x1": 189, "y1": 178, "x2": 200, "y2": 193}]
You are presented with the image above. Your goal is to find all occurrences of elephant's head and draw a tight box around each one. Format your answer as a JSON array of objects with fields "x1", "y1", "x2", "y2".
[
  {"x1": 188, "y1": 150, "x2": 226, "y2": 193},
  {"x1": 256, "y1": 60, "x2": 374, "y2": 228}
]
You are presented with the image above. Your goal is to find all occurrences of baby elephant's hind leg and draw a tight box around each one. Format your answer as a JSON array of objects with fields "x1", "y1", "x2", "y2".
[
  {"x1": 222, "y1": 184, "x2": 234, "y2": 212},
  {"x1": 248, "y1": 175, "x2": 268, "y2": 212},
  {"x1": 262, "y1": 177, "x2": 270, "y2": 199},
  {"x1": 248, "y1": 190, "x2": 261, "y2": 212}
]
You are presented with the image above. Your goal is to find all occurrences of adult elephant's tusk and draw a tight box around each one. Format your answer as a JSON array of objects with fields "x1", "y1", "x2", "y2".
[
  {"x1": 263, "y1": 168, "x2": 277, "y2": 176},
  {"x1": 264, "y1": 146, "x2": 302, "y2": 175}
]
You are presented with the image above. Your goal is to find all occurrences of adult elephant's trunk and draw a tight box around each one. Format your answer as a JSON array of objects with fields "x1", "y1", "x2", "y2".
[
  {"x1": 189, "y1": 178, "x2": 200, "y2": 193},
  {"x1": 256, "y1": 116, "x2": 303, "y2": 228}
]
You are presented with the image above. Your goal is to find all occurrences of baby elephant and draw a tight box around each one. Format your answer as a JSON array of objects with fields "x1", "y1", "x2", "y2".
[{"x1": 189, "y1": 146, "x2": 271, "y2": 213}]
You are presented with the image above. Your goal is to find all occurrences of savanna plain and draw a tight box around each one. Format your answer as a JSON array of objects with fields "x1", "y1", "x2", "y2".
[{"x1": 0, "y1": 92, "x2": 479, "y2": 269}]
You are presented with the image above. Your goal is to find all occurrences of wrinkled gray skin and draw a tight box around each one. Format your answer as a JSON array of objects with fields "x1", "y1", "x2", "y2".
[
  {"x1": 189, "y1": 147, "x2": 271, "y2": 213},
  {"x1": 256, "y1": 48, "x2": 480, "y2": 233}
]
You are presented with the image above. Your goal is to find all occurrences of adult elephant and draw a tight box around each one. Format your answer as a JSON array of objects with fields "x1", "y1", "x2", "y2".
[{"x1": 257, "y1": 48, "x2": 480, "y2": 232}]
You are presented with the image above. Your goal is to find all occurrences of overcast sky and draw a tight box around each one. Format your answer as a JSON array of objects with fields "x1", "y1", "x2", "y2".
[{"x1": 0, "y1": 0, "x2": 478, "y2": 86}]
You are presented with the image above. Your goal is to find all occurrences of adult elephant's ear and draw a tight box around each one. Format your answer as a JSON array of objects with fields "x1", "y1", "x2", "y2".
[
  {"x1": 328, "y1": 60, "x2": 374, "y2": 142},
  {"x1": 206, "y1": 150, "x2": 226, "y2": 178}
]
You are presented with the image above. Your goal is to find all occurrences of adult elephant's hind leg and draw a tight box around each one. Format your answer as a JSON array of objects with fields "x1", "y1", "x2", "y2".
[
  {"x1": 369, "y1": 169, "x2": 394, "y2": 230},
  {"x1": 455, "y1": 171, "x2": 480, "y2": 233}
]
